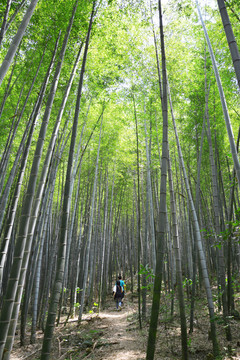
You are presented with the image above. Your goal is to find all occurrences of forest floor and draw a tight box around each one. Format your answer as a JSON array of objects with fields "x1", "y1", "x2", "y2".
[{"x1": 11, "y1": 290, "x2": 240, "y2": 360}]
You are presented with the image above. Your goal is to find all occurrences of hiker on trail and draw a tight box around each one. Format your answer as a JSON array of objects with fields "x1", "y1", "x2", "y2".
[
  {"x1": 113, "y1": 280, "x2": 123, "y2": 311},
  {"x1": 118, "y1": 275, "x2": 126, "y2": 303}
]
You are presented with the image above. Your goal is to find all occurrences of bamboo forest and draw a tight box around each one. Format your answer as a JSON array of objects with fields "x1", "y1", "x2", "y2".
[{"x1": 0, "y1": 0, "x2": 240, "y2": 359}]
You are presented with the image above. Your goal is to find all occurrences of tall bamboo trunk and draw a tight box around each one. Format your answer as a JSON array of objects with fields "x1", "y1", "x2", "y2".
[
  {"x1": 0, "y1": 42, "x2": 57, "y2": 299},
  {"x1": 0, "y1": 82, "x2": 25, "y2": 193},
  {"x1": 4, "y1": 17, "x2": 76, "y2": 352},
  {"x1": 40, "y1": 8, "x2": 95, "y2": 357},
  {"x1": 0, "y1": 46, "x2": 46, "y2": 232},
  {"x1": 78, "y1": 114, "x2": 103, "y2": 322},
  {"x1": 168, "y1": 151, "x2": 188, "y2": 359},
  {"x1": 0, "y1": 30, "x2": 62, "y2": 358},
  {"x1": 0, "y1": 56, "x2": 18, "y2": 122},
  {"x1": 4, "y1": 0, "x2": 27, "y2": 36},
  {"x1": 0, "y1": 0, "x2": 39, "y2": 87},
  {"x1": 204, "y1": 54, "x2": 231, "y2": 340},
  {"x1": 98, "y1": 170, "x2": 109, "y2": 310},
  {"x1": 144, "y1": 110, "x2": 156, "y2": 271},
  {"x1": 168, "y1": 73, "x2": 220, "y2": 358},
  {"x1": 146, "y1": 1, "x2": 168, "y2": 358},
  {"x1": 133, "y1": 94, "x2": 142, "y2": 329},
  {"x1": 217, "y1": 0, "x2": 240, "y2": 92},
  {"x1": 196, "y1": 0, "x2": 240, "y2": 190},
  {"x1": 0, "y1": 0, "x2": 12, "y2": 49}
]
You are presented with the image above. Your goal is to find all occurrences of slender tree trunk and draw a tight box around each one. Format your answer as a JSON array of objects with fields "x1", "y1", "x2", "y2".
[
  {"x1": 104, "y1": 172, "x2": 115, "y2": 302},
  {"x1": 146, "y1": 1, "x2": 168, "y2": 358},
  {"x1": 0, "y1": 55, "x2": 19, "y2": 122},
  {"x1": 78, "y1": 122, "x2": 103, "y2": 322},
  {"x1": 30, "y1": 187, "x2": 53, "y2": 343},
  {"x1": 0, "y1": 29, "x2": 63, "y2": 358},
  {"x1": 227, "y1": 126, "x2": 240, "y2": 314},
  {"x1": 196, "y1": 0, "x2": 240, "y2": 190},
  {"x1": 168, "y1": 74, "x2": 220, "y2": 358},
  {"x1": 0, "y1": 42, "x2": 56, "y2": 297},
  {"x1": 168, "y1": 151, "x2": 188, "y2": 359},
  {"x1": 40, "y1": 5, "x2": 95, "y2": 358},
  {"x1": 142, "y1": 183, "x2": 148, "y2": 320},
  {"x1": 144, "y1": 109, "x2": 156, "y2": 271},
  {"x1": 217, "y1": 0, "x2": 240, "y2": 92},
  {"x1": 204, "y1": 54, "x2": 231, "y2": 340},
  {"x1": 99, "y1": 170, "x2": 109, "y2": 310},
  {"x1": 0, "y1": 46, "x2": 46, "y2": 232},
  {"x1": 31, "y1": 35, "x2": 83, "y2": 332},
  {"x1": 0, "y1": 82, "x2": 25, "y2": 194},
  {"x1": 0, "y1": 0, "x2": 12, "y2": 49},
  {"x1": 133, "y1": 94, "x2": 142, "y2": 329},
  {"x1": 0, "y1": 30, "x2": 60, "y2": 357},
  {"x1": 0, "y1": 0, "x2": 39, "y2": 87},
  {"x1": 29, "y1": 126, "x2": 70, "y2": 338},
  {"x1": 4, "y1": 1, "x2": 27, "y2": 35}
]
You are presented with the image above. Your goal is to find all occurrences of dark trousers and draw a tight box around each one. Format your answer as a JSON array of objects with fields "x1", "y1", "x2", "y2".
[{"x1": 116, "y1": 296, "x2": 122, "y2": 309}]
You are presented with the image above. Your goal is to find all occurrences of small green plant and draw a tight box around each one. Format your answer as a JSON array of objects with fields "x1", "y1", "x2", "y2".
[
  {"x1": 139, "y1": 264, "x2": 155, "y2": 291},
  {"x1": 139, "y1": 264, "x2": 155, "y2": 279},
  {"x1": 182, "y1": 277, "x2": 193, "y2": 288},
  {"x1": 187, "y1": 337, "x2": 192, "y2": 348},
  {"x1": 88, "y1": 302, "x2": 98, "y2": 314}
]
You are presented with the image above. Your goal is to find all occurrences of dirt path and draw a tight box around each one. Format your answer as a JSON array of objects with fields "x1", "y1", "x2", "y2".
[
  {"x1": 11, "y1": 296, "x2": 146, "y2": 360},
  {"x1": 10, "y1": 291, "x2": 240, "y2": 360},
  {"x1": 84, "y1": 298, "x2": 146, "y2": 360}
]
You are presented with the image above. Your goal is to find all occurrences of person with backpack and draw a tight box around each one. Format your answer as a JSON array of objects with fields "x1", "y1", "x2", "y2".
[
  {"x1": 113, "y1": 280, "x2": 123, "y2": 311},
  {"x1": 118, "y1": 275, "x2": 126, "y2": 304}
]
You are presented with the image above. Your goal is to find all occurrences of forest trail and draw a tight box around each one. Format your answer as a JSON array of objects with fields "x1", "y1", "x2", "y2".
[
  {"x1": 83, "y1": 298, "x2": 146, "y2": 360},
  {"x1": 10, "y1": 291, "x2": 240, "y2": 360},
  {"x1": 11, "y1": 295, "x2": 146, "y2": 360}
]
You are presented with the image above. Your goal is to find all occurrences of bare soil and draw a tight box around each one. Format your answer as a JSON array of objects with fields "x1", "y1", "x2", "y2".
[{"x1": 11, "y1": 291, "x2": 240, "y2": 360}]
